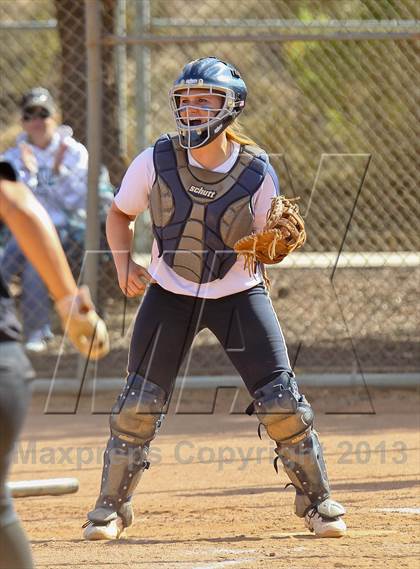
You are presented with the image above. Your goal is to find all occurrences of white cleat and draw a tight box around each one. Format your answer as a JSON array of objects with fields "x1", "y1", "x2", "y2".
[
  {"x1": 82, "y1": 516, "x2": 125, "y2": 541},
  {"x1": 305, "y1": 510, "x2": 347, "y2": 537},
  {"x1": 305, "y1": 499, "x2": 347, "y2": 538}
]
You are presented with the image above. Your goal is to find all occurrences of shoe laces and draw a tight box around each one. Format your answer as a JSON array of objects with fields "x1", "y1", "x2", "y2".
[{"x1": 306, "y1": 507, "x2": 318, "y2": 520}]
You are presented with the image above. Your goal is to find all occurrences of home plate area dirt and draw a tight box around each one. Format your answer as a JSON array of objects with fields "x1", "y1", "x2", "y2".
[{"x1": 10, "y1": 387, "x2": 420, "y2": 568}]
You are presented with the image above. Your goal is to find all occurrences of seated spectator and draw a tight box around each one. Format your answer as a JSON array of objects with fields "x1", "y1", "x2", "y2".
[{"x1": 0, "y1": 87, "x2": 112, "y2": 352}]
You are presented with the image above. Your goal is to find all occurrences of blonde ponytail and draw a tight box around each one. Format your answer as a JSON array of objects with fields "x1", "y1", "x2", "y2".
[{"x1": 225, "y1": 122, "x2": 257, "y2": 146}]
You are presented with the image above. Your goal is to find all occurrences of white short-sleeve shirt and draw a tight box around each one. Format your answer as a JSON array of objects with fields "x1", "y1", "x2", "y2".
[{"x1": 114, "y1": 141, "x2": 279, "y2": 298}]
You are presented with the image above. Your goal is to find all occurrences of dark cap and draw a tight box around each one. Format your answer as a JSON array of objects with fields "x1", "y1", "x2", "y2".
[{"x1": 20, "y1": 87, "x2": 55, "y2": 114}]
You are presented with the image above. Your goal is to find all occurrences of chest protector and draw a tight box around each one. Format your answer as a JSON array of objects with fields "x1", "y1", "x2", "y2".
[{"x1": 151, "y1": 134, "x2": 268, "y2": 284}]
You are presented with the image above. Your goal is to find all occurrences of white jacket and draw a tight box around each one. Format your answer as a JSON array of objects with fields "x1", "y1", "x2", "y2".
[{"x1": 1, "y1": 129, "x2": 88, "y2": 228}]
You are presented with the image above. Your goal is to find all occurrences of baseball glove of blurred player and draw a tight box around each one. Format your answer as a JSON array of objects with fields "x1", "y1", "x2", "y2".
[
  {"x1": 234, "y1": 196, "x2": 306, "y2": 274},
  {"x1": 55, "y1": 285, "x2": 109, "y2": 360}
]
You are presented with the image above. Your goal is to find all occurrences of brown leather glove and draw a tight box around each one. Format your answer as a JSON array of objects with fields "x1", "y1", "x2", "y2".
[{"x1": 234, "y1": 196, "x2": 306, "y2": 273}]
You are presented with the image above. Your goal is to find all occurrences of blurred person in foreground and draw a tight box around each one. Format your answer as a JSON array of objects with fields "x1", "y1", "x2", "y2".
[
  {"x1": 0, "y1": 87, "x2": 110, "y2": 353},
  {"x1": 0, "y1": 161, "x2": 109, "y2": 569}
]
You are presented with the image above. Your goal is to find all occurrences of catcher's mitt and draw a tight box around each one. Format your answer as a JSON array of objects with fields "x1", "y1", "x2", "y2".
[
  {"x1": 55, "y1": 285, "x2": 109, "y2": 360},
  {"x1": 234, "y1": 196, "x2": 306, "y2": 274}
]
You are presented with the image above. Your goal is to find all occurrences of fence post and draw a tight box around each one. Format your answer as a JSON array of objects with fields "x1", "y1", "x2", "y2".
[
  {"x1": 115, "y1": 0, "x2": 128, "y2": 158},
  {"x1": 134, "y1": 0, "x2": 151, "y2": 151},
  {"x1": 79, "y1": 0, "x2": 102, "y2": 382},
  {"x1": 134, "y1": 0, "x2": 152, "y2": 253},
  {"x1": 84, "y1": 0, "x2": 102, "y2": 304}
]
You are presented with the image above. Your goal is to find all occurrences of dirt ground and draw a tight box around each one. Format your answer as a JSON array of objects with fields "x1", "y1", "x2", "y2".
[{"x1": 9, "y1": 387, "x2": 420, "y2": 569}]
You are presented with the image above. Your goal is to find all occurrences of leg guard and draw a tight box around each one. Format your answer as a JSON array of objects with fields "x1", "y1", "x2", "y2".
[
  {"x1": 87, "y1": 374, "x2": 166, "y2": 527},
  {"x1": 275, "y1": 429, "x2": 330, "y2": 517},
  {"x1": 251, "y1": 372, "x2": 330, "y2": 517}
]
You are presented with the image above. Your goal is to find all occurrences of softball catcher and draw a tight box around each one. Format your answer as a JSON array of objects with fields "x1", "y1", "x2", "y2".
[{"x1": 83, "y1": 57, "x2": 346, "y2": 541}]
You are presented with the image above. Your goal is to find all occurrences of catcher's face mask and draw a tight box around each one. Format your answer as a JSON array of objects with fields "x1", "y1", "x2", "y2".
[
  {"x1": 169, "y1": 85, "x2": 238, "y2": 149},
  {"x1": 170, "y1": 57, "x2": 247, "y2": 149}
]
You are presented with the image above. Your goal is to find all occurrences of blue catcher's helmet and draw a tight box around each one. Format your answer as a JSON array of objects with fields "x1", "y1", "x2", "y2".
[{"x1": 169, "y1": 57, "x2": 247, "y2": 149}]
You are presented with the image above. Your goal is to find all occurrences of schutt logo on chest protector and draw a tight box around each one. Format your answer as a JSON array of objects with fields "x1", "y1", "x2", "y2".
[{"x1": 187, "y1": 185, "x2": 217, "y2": 200}]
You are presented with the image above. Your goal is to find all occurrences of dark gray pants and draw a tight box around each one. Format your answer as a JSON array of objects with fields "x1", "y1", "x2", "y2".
[
  {"x1": 90, "y1": 283, "x2": 316, "y2": 525},
  {"x1": 0, "y1": 342, "x2": 34, "y2": 569},
  {"x1": 128, "y1": 283, "x2": 293, "y2": 397}
]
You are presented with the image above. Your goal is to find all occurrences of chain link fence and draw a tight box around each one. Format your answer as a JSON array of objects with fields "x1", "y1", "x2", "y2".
[{"x1": 0, "y1": 0, "x2": 418, "y2": 382}]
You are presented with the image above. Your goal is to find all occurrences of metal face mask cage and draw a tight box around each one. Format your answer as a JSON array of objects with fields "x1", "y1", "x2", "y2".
[{"x1": 169, "y1": 84, "x2": 238, "y2": 149}]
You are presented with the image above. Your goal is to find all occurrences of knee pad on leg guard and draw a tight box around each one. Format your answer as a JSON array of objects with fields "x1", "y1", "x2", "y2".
[
  {"x1": 88, "y1": 374, "x2": 166, "y2": 527},
  {"x1": 251, "y1": 374, "x2": 330, "y2": 517},
  {"x1": 110, "y1": 373, "x2": 167, "y2": 445},
  {"x1": 251, "y1": 373, "x2": 313, "y2": 444}
]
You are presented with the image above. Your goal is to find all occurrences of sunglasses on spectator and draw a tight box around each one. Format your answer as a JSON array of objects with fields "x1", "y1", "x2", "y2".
[{"x1": 22, "y1": 108, "x2": 51, "y2": 121}]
